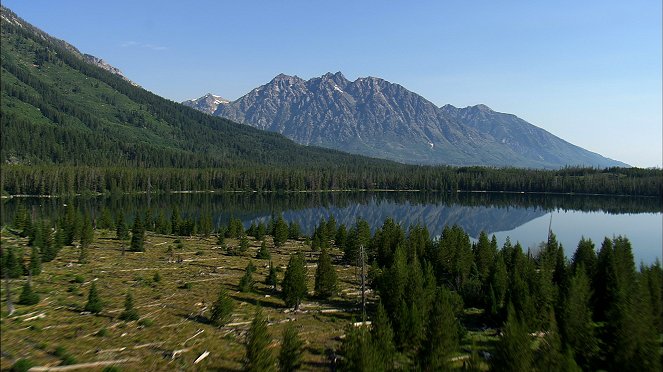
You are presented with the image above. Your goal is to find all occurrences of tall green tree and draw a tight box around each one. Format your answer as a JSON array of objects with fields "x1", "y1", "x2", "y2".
[
  {"x1": 115, "y1": 211, "x2": 129, "y2": 240},
  {"x1": 209, "y1": 287, "x2": 234, "y2": 326},
  {"x1": 244, "y1": 308, "x2": 276, "y2": 372},
  {"x1": 130, "y1": 215, "x2": 145, "y2": 252},
  {"x1": 371, "y1": 302, "x2": 395, "y2": 369},
  {"x1": 239, "y1": 262, "x2": 256, "y2": 293},
  {"x1": 281, "y1": 252, "x2": 307, "y2": 310},
  {"x1": 29, "y1": 245, "x2": 41, "y2": 276},
  {"x1": 18, "y1": 281, "x2": 39, "y2": 305},
  {"x1": 84, "y1": 282, "x2": 103, "y2": 314},
  {"x1": 491, "y1": 303, "x2": 533, "y2": 372},
  {"x1": 256, "y1": 240, "x2": 271, "y2": 260},
  {"x1": 314, "y1": 247, "x2": 337, "y2": 299},
  {"x1": 273, "y1": 216, "x2": 289, "y2": 248},
  {"x1": 419, "y1": 287, "x2": 459, "y2": 372},
  {"x1": 278, "y1": 323, "x2": 304, "y2": 372},
  {"x1": 265, "y1": 261, "x2": 278, "y2": 291},
  {"x1": 560, "y1": 267, "x2": 597, "y2": 370}
]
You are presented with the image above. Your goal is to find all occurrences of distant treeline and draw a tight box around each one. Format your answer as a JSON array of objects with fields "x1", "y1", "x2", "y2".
[{"x1": 2, "y1": 165, "x2": 661, "y2": 197}]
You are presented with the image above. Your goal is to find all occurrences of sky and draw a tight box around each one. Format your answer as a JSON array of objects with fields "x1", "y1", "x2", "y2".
[{"x1": 4, "y1": 0, "x2": 662, "y2": 167}]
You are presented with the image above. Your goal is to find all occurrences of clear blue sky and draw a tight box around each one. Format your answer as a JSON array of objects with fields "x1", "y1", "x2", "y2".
[{"x1": 4, "y1": 0, "x2": 661, "y2": 167}]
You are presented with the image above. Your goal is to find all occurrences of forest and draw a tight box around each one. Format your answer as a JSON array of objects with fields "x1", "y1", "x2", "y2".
[{"x1": 2, "y1": 204, "x2": 661, "y2": 371}]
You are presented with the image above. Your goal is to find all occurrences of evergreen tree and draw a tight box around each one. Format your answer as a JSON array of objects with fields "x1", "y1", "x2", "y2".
[
  {"x1": 278, "y1": 323, "x2": 304, "y2": 372},
  {"x1": 239, "y1": 262, "x2": 256, "y2": 293},
  {"x1": 314, "y1": 247, "x2": 337, "y2": 299},
  {"x1": 238, "y1": 234, "x2": 250, "y2": 255},
  {"x1": 170, "y1": 206, "x2": 180, "y2": 235},
  {"x1": 115, "y1": 212, "x2": 129, "y2": 240},
  {"x1": 5, "y1": 248, "x2": 22, "y2": 279},
  {"x1": 265, "y1": 261, "x2": 278, "y2": 291},
  {"x1": 63, "y1": 204, "x2": 79, "y2": 246},
  {"x1": 244, "y1": 308, "x2": 276, "y2": 372},
  {"x1": 335, "y1": 224, "x2": 347, "y2": 251},
  {"x1": 491, "y1": 303, "x2": 533, "y2": 372},
  {"x1": 29, "y1": 246, "x2": 41, "y2": 276},
  {"x1": 18, "y1": 281, "x2": 39, "y2": 305},
  {"x1": 130, "y1": 215, "x2": 145, "y2": 252},
  {"x1": 209, "y1": 287, "x2": 234, "y2": 326},
  {"x1": 419, "y1": 287, "x2": 459, "y2": 372},
  {"x1": 199, "y1": 211, "x2": 213, "y2": 237},
  {"x1": 339, "y1": 324, "x2": 383, "y2": 371},
  {"x1": 98, "y1": 207, "x2": 115, "y2": 230},
  {"x1": 560, "y1": 266, "x2": 597, "y2": 370},
  {"x1": 535, "y1": 313, "x2": 579, "y2": 372},
  {"x1": 288, "y1": 221, "x2": 300, "y2": 240},
  {"x1": 256, "y1": 240, "x2": 271, "y2": 260},
  {"x1": 273, "y1": 216, "x2": 289, "y2": 248},
  {"x1": 371, "y1": 302, "x2": 395, "y2": 368},
  {"x1": 84, "y1": 282, "x2": 103, "y2": 314},
  {"x1": 281, "y1": 252, "x2": 307, "y2": 310},
  {"x1": 79, "y1": 216, "x2": 93, "y2": 263},
  {"x1": 119, "y1": 292, "x2": 140, "y2": 321},
  {"x1": 572, "y1": 237, "x2": 596, "y2": 277}
]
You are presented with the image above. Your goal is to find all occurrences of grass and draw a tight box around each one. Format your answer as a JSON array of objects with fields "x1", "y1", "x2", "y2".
[{"x1": 1, "y1": 230, "x2": 366, "y2": 371}]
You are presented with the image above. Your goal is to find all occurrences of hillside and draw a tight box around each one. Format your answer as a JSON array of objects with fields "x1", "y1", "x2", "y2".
[
  {"x1": 199, "y1": 72, "x2": 627, "y2": 169},
  {"x1": 0, "y1": 7, "x2": 391, "y2": 170}
]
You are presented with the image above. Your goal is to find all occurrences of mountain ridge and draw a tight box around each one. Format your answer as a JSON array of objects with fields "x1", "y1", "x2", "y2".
[{"x1": 192, "y1": 72, "x2": 627, "y2": 169}]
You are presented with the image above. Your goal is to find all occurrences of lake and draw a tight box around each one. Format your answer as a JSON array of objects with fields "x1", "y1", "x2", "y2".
[{"x1": 3, "y1": 191, "x2": 661, "y2": 264}]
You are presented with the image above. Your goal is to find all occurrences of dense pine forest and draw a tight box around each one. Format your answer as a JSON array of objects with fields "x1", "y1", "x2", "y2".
[{"x1": 2, "y1": 205, "x2": 661, "y2": 370}]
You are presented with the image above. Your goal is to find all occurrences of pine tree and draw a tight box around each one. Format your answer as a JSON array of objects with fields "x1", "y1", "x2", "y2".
[
  {"x1": 256, "y1": 240, "x2": 271, "y2": 260},
  {"x1": 278, "y1": 323, "x2": 304, "y2": 372},
  {"x1": 491, "y1": 303, "x2": 533, "y2": 371},
  {"x1": 239, "y1": 262, "x2": 256, "y2": 293},
  {"x1": 560, "y1": 267, "x2": 597, "y2": 370},
  {"x1": 273, "y1": 216, "x2": 289, "y2": 248},
  {"x1": 116, "y1": 212, "x2": 129, "y2": 240},
  {"x1": 84, "y1": 282, "x2": 103, "y2": 314},
  {"x1": 130, "y1": 215, "x2": 145, "y2": 252},
  {"x1": 119, "y1": 292, "x2": 140, "y2": 321},
  {"x1": 371, "y1": 302, "x2": 395, "y2": 368},
  {"x1": 265, "y1": 261, "x2": 278, "y2": 291},
  {"x1": 535, "y1": 313, "x2": 579, "y2": 372},
  {"x1": 314, "y1": 247, "x2": 337, "y2": 299},
  {"x1": 209, "y1": 287, "x2": 234, "y2": 326},
  {"x1": 339, "y1": 324, "x2": 383, "y2": 371},
  {"x1": 18, "y1": 281, "x2": 39, "y2": 305},
  {"x1": 288, "y1": 221, "x2": 300, "y2": 240},
  {"x1": 29, "y1": 246, "x2": 41, "y2": 276},
  {"x1": 238, "y1": 234, "x2": 250, "y2": 255},
  {"x1": 5, "y1": 248, "x2": 22, "y2": 279},
  {"x1": 244, "y1": 308, "x2": 276, "y2": 372},
  {"x1": 63, "y1": 204, "x2": 79, "y2": 246},
  {"x1": 281, "y1": 252, "x2": 307, "y2": 310},
  {"x1": 171, "y1": 206, "x2": 180, "y2": 235},
  {"x1": 420, "y1": 287, "x2": 459, "y2": 371}
]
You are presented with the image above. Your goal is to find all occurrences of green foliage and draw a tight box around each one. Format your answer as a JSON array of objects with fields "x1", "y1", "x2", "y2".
[
  {"x1": 339, "y1": 325, "x2": 385, "y2": 371},
  {"x1": 281, "y1": 252, "x2": 307, "y2": 310},
  {"x1": 29, "y1": 245, "x2": 41, "y2": 276},
  {"x1": 273, "y1": 216, "x2": 289, "y2": 248},
  {"x1": 119, "y1": 292, "x2": 139, "y2": 321},
  {"x1": 287, "y1": 221, "x2": 300, "y2": 240},
  {"x1": 244, "y1": 308, "x2": 276, "y2": 372},
  {"x1": 209, "y1": 287, "x2": 234, "y2": 326},
  {"x1": 278, "y1": 323, "x2": 304, "y2": 372},
  {"x1": 370, "y1": 302, "x2": 395, "y2": 368},
  {"x1": 84, "y1": 281, "x2": 102, "y2": 314},
  {"x1": 115, "y1": 211, "x2": 129, "y2": 240},
  {"x1": 419, "y1": 287, "x2": 459, "y2": 371},
  {"x1": 18, "y1": 281, "x2": 39, "y2": 305},
  {"x1": 130, "y1": 215, "x2": 145, "y2": 252},
  {"x1": 265, "y1": 261, "x2": 278, "y2": 290},
  {"x1": 79, "y1": 215, "x2": 94, "y2": 249},
  {"x1": 10, "y1": 358, "x2": 33, "y2": 372},
  {"x1": 314, "y1": 247, "x2": 337, "y2": 299},
  {"x1": 239, "y1": 262, "x2": 256, "y2": 293},
  {"x1": 4, "y1": 247, "x2": 23, "y2": 279},
  {"x1": 256, "y1": 240, "x2": 271, "y2": 260},
  {"x1": 491, "y1": 303, "x2": 533, "y2": 371}
]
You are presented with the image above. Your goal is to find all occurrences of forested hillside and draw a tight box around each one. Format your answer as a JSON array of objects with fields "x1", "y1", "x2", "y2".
[{"x1": 0, "y1": 7, "x2": 390, "y2": 169}]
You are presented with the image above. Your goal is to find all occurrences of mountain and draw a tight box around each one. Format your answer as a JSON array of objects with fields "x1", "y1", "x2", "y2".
[
  {"x1": 0, "y1": 6, "x2": 392, "y2": 170},
  {"x1": 182, "y1": 93, "x2": 229, "y2": 115},
  {"x1": 194, "y1": 72, "x2": 627, "y2": 169}
]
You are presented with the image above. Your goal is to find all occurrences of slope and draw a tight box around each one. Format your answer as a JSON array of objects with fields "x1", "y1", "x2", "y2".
[{"x1": 0, "y1": 7, "x2": 391, "y2": 170}]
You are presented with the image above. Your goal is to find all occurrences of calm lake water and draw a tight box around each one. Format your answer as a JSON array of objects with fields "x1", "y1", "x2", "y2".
[{"x1": 3, "y1": 192, "x2": 661, "y2": 264}]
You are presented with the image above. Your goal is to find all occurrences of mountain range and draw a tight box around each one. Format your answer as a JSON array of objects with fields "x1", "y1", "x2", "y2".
[{"x1": 185, "y1": 72, "x2": 627, "y2": 168}]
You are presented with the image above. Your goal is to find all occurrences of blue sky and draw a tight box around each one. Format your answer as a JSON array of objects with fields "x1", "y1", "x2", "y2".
[{"x1": 4, "y1": 0, "x2": 661, "y2": 167}]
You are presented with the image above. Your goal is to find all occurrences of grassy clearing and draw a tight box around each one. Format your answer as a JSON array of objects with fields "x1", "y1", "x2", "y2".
[{"x1": 1, "y1": 230, "x2": 368, "y2": 371}]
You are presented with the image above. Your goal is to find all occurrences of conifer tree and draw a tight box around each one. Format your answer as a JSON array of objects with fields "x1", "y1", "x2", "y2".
[
  {"x1": 238, "y1": 234, "x2": 250, "y2": 255},
  {"x1": 335, "y1": 224, "x2": 347, "y2": 251},
  {"x1": 119, "y1": 292, "x2": 140, "y2": 321},
  {"x1": 535, "y1": 313, "x2": 579, "y2": 372},
  {"x1": 130, "y1": 215, "x2": 145, "y2": 252},
  {"x1": 116, "y1": 212, "x2": 129, "y2": 240},
  {"x1": 265, "y1": 261, "x2": 278, "y2": 291},
  {"x1": 560, "y1": 266, "x2": 597, "y2": 370},
  {"x1": 171, "y1": 206, "x2": 181, "y2": 235},
  {"x1": 273, "y1": 216, "x2": 289, "y2": 248},
  {"x1": 278, "y1": 323, "x2": 304, "y2": 372},
  {"x1": 419, "y1": 287, "x2": 459, "y2": 371},
  {"x1": 18, "y1": 281, "x2": 39, "y2": 305},
  {"x1": 371, "y1": 302, "x2": 395, "y2": 368},
  {"x1": 244, "y1": 308, "x2": 276, "y2": 372},
  {"x1": 29, "y1": 245, "x2": 41, "y2": 276},
  {"x1": 288, "y1": 221, "x2": 300, "y2": 240},
  {"x1": 256, "y1": 240, "x2": 271, "y2": 260},
  {"x1": 63, "y1": 204, "x2": 79, "y2": 246},
  {"x1": 5, "y1": 248, "x2": 22, "y2": 279},
  {"x1": 79, "y1": 216, "x2": 93, "y2": 263},
  {"x1": 209, "y1": 287, "x2": 234, "y2": 326},
  {"x1": 239, "y1": 262, "x2": 256, "y2": 293},
  {"x1": 339, "y1": 324, "x2": 383, "y2": 371},
  {"x1": 84, "y1": 282, "x2": 103, "y2": 314},
  {"x1": 491, "y1": 303, "x2": 533, "y2": 371},
  {"x1": 281, "y1": 252, "x2": 307, "y2": 310},
  {"x1": 314, "y1": 247, "x2": 337, "y2": 299}
]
